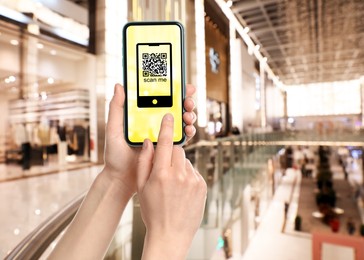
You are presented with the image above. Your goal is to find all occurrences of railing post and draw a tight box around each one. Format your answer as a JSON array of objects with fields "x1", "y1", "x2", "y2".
[
  {"x1": 218, "y1": 140, "x2": 223, "y2": 179},
  {"x1": 195, "y1": 144, "x2": 207, "y2": 181},
  {"x1": 230, "y1": 140, "x2": 235, "y2": 172}
]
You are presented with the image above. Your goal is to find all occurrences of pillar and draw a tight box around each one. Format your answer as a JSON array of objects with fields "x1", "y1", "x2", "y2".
[
  {"x1": 259, "y1": 60, "x2": 267, "y2": 128},
  {"x1": 95, "y1": 0, "x2": 127, "y2": 163}
]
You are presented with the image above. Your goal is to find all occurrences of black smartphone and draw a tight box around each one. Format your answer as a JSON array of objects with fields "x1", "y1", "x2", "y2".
[{"x1": 123, "y1": 21, "x2": 186, "y2": 146}]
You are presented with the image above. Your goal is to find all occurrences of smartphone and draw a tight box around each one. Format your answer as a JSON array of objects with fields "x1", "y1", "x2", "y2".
[{"x1": 123, "y1": 21, "x2": 186, "y2": 146}]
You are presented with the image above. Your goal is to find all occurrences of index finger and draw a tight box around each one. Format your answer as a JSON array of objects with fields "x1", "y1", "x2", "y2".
[{"x1": 154, "y1": 113, "x2": 174, "y2": 167}]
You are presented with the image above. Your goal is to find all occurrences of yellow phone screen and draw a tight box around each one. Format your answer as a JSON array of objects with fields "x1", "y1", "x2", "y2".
[{"x1": 123, "y1": 22, "x2": 185, "y2": 145}]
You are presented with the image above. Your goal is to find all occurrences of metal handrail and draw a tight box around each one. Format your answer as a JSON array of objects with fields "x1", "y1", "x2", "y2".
[{"x1": 5, "y1": 193, "x2": 86, "y2": 260}]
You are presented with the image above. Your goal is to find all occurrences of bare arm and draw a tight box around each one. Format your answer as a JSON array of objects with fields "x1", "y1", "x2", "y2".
[{"x1": 49, "y1": 84, "x2": 197, "y2": 259}]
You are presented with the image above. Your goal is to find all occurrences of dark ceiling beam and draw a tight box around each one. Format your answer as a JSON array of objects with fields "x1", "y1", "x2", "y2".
[
  {"x1": 263, "y1": 33, "x2": 364, "y2": 51},
  {"x1": 280, "y1": 68, "x2": 364, "y2": 79},
  {"x1": 232, "y1": 0, "x2": 282, "y2": 13},
  {"x1": 268, "y1": 49, "x2": 362, "y2": 62}
]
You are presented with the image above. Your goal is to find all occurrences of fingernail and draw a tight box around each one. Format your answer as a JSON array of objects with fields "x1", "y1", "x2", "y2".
[
  {"x1": 114, "y1": 84, "x2": 118, "y2": 94},
  {"x1": 143, "y1": 139, "x2": 149, "y2": 149},
  {"x1": 164, "y1": 113, "x2": 174, "y2": 121}
]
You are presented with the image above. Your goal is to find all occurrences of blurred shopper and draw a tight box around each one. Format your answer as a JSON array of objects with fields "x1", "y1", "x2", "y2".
[
  {"x1": 57, "y1": 120, "x2": 67, "y2": 165},
  {"x1": 49, "y1": 84, "x2": 207, "y2": 260},
  {"x1": 14, "y1": 123, "x2": 31, "y2": 170}
]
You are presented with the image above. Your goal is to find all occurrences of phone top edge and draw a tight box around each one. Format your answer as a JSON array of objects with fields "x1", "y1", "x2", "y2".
[{"x1": 123, "y1": 21, "x2": 184, "y2": 30}]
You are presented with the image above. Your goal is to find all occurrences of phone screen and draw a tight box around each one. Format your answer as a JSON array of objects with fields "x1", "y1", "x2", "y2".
[
  {"x1": 137, "y1": 43, "x2": 173, "y2": 107},
  {"x1": 123, "y1": 22, "x2": 185, "y2": 145}
]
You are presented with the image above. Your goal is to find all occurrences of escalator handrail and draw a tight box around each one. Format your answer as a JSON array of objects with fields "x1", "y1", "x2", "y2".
[{"x1": 5, "y1": 192, "x2": 86, "y2": 260}]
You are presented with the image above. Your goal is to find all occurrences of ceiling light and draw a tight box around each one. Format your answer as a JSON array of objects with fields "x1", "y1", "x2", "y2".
[
  {"x1": 4, "y1": 78, "x2": 10, "y2": 84},
  {"x1": 9, "y1": 76, "x2": 16, "y2": 82},
  {"x1": 40, "y1": 92, "x2": 47, "y2": 101},
  {"x1": 226, "y1": 0, "x2": 233, "y2": 8},
  {"x1": 50, "y1": 50, "x2": 57, "y2": 55},
  {"x1": 47, "y1": 77, "x2": 54, "y2": 84},
  {"x1": 10, "y1": 39, "x2": 19, "y2": 46},
  {"x1": 13, "y1": 228, "x2": 20, "y2": 236},
  {"x1": 37, "y1": 43, "x2": 44, "y2": 49}
]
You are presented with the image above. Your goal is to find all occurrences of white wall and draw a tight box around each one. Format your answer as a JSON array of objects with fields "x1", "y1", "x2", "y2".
[
  {"x1": 240, "y1": 39, "x2": 259, "y2": 129},
  {"x1": 266, "y1": 80, "x2": 284, "y2": 128},
  {"x1": 0, "y1": 43, "x2": 19, "y2": 73},
  {"x1": 230, "y1": 37, "x2": 258, "y2": 132},
  {"x1": 38, "y1": 52, "x2": 76, "y2": 82}
]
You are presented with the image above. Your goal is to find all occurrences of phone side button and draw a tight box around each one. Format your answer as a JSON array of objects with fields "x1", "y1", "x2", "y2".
[{"x1": 152, "y1": 99, "x2": 158, "y2": 105}]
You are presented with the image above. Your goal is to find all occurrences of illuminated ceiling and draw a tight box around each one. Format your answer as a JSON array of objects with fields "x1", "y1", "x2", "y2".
[{"x1": 230, "y1": 0, "x2": 364, "y2": 85}]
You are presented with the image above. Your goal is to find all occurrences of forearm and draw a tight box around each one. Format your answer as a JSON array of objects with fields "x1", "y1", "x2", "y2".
[{"x1": 49, "y1": 168, "x2": 133, "y2": 259}]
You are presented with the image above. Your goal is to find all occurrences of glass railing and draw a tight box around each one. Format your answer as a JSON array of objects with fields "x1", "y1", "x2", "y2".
[{"x1": 6, "y1": 129, "x2": 363, "y2": 259}]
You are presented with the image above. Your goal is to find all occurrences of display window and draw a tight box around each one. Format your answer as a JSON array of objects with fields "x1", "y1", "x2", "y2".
[{"x1": 0, "y1": 16, "x2": 96, "y2": 179}]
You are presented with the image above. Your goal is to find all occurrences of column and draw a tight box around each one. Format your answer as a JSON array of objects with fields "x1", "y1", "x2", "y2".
[
  {"x1": 259, "y1": 61, "x2": 267, "y2": 128},
  {"x1": 282, "y1": 90, "x2": 288, "y2": 130},
  {"x1": 20, "y1": 31, "x2": 39, "y2": 99},
  {"x1": 95, "y1": 0, "x2": 127, "y2": 163}
]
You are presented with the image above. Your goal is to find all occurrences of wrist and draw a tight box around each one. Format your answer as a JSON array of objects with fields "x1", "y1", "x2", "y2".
[
  {"x1": 142, "y1": 231, "x2": 192, "y2": 260},
  {"x1": 99, "y1": 167, "x2": 135, "y2": 201}
]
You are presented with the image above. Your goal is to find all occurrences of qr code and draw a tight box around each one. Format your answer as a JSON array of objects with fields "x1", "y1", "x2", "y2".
[{"x1": 142, "y1": 53, "x2": 167, "y2": 77}]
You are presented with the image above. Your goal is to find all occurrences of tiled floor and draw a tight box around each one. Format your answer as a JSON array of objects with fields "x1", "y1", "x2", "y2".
[
  {"x1": 242, "y1": 158, "x2": 363, "y2": 260},
  {"x1": 0, "y1": 155, "x2": 92, "y2": 182},
  {"x1": 241, "y1": 169, "x2": 312, "y2": 260},
  {"x1": 0, "y1": 165, "x2": 103, "y2": 258}
]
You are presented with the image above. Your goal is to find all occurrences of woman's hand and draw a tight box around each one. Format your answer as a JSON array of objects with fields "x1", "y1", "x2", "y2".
[
  {"x1": 137, "y1": 114, "x2": 207, "y2": 260},
  {"x1": 103, "y1": 84, "x2": 197, "y2": 199}
]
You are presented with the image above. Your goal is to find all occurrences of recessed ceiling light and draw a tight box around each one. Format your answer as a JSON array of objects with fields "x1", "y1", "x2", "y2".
[
  {"x1": 10, "y1": 39, "x2": 19, "y2": 46},
  {"x1": 13, "y1": 228, "x2": 20, "y2": 236},
  {"x1": 47, "y1": 77, "x2": 54, "y2": 84},
  {"x1": 50, "y1": 50, "x2": 57, "y2": 55},
  {"x1": 9, "y1": 76, "x2": 16, "y2": 82},
  {"x1": 37, "y1": 43, "x2": 44, "y2": 49}
]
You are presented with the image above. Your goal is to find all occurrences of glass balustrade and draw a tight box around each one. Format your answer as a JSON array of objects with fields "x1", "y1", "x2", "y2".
[{"x1": 7, "y1": 129, "x2": 364, "y2": 259}]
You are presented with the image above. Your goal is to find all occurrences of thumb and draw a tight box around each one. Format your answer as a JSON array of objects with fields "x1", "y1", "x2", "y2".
[
  {"x1": 106, "y1": 84, "x2": 125, "y2": 138},
  {"x1": 137, "y1": 139, "x2": 154, "y2": 191}
]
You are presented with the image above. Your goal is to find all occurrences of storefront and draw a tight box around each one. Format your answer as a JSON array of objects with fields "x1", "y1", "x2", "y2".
[
  {"x1": 204, "y1": 0, "x2": 230, "y2": 138},
  {"x1": 0, "y1": 0, "x2": 97, "y2": 174}
]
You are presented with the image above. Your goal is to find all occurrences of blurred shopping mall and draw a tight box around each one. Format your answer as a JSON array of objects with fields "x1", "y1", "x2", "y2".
[{"x1": 1, "y1": 0, "x2": 364, "y2": 259}]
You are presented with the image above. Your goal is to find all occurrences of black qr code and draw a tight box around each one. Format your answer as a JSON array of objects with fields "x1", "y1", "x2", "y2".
[{"x1": 142, "y1": 53, "x2": 167, "y2": 77}]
